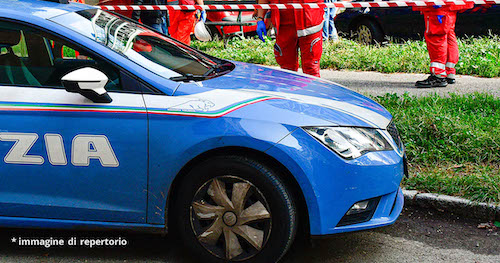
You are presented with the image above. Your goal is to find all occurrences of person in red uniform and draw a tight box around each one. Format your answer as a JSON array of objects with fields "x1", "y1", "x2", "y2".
[
  {"x1": 414, "y1": 2, "x2": 473, "y2": 88},
  {"x1": 255, "y1": 0, "x2": 325, "y2": 77},
  {"x1": 168, "y1": 0, "x2": 205, "y2": 45}
]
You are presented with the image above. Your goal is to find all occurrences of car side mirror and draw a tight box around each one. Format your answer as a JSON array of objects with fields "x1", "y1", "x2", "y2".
[{"x1": 61, "y1": 67, "x2": 112, "y2": 103}]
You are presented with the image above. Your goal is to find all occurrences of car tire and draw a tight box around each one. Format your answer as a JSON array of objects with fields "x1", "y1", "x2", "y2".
[
  {"x1": 206, "y1": 22, "x2": 221, "y2": 40},
  {"x1": 354, "y1": 19, "x2": 384, "y2": 45},
  {"x1": 174, "y1": 155, "x2": 297, "y2": 263}
]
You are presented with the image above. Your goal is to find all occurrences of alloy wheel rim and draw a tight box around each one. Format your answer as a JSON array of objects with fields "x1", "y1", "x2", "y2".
[
  {"x1": 190, "y1": 176, "x2": 272, "y2": 261},
  {"x1": 357, "y1": 25, "x2": 373, "y2": 44}
]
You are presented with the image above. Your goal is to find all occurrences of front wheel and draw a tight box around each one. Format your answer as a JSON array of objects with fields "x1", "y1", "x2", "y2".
[{"x1": 174, "y1": 156, "x2": 297, "y2": 263}]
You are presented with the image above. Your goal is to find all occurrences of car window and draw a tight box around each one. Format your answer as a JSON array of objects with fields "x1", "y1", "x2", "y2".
[
  {"x1": 0, "y1": 32, "x2": 28, "y2": 58},
  {"x1": 0, "y1": 21, "x2": 122, "y2": 91},
  {"x1": 50, "y1": 9, "x2": 233, "y2": 80}
]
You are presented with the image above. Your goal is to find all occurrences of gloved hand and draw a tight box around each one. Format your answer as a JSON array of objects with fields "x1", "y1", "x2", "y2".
[
  {"x1": 256, "y1": 20, "x2": 267, "y2": 42},
  {"x1": 197, "y1": 10, "x2": 207, "y2": 22}
]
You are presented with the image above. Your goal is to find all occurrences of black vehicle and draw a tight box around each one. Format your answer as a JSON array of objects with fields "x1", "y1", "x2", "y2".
[{"x1": 335, "y1": 4, "x2": 500, "y2": 44}]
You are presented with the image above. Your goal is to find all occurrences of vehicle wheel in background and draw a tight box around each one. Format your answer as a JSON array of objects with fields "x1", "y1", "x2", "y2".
[
  {"x1": 206, "y1": 22, "x2": 221, "y2": 40},
  {"x1": 268, "y1": 26, "x2": 276, "y2": 40},
  {"x1": 174, "y1": 156, "x2": 297, "y2": 263},
  {"x1": 354, "y1": 19, "x2": 384, "y2": 45}
]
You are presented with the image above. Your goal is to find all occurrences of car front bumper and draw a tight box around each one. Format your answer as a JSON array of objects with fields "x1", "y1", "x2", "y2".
[
  {"x1": 323, "y1": 187, "x2": 404, "y2": 235},
  {"x1": 266, "y1": 128, "x2": 405, "y2": 236}
]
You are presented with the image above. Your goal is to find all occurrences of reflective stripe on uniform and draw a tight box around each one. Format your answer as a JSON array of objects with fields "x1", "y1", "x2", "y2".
[
  {"x1": 297, "y1": 22, "x2": 324, "y2": 37},
  {"x1": 447, "y1": 73, "x2": 456, "y2": 79},
  {"x1": 310, "y1": 37, "x2": 321, "y2": 52},
  {"x1": 431, "y1": 67, "x2": 447, "y2": 77},
  {"x1": 446, "y1": 62, "x2": 456, "y2": 68},
  {"x1": 430, "y1": 62, "x2": 446, "y2": 70},
  {"x1": 426, "y1": 16, "x2": 430, "y2": 34},
  {"x1": 432, "y1": 71, "x2": 447, "y2": 77}
]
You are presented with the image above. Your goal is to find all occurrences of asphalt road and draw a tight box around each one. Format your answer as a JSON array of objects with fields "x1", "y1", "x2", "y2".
[
  {"x1": 321, "y1": 70, "x2": 500, "y2": 97},
  {"x1": 1, "y1": 206, "x2": 499, "y2": 263}
]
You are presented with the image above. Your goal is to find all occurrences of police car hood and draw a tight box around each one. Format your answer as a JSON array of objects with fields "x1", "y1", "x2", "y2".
[{"x1": 174, "y1": 62, "x2": 392, "y2": 129}]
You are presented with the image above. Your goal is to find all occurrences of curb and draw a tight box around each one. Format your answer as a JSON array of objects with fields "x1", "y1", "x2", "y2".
[{"x1": 403, "y1": 190, "x2": 500, "y2": 221}]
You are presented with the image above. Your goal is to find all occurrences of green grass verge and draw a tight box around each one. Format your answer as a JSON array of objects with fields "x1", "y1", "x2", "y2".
[
  {"x1": 373, "y1": 93, "x2": 500, "y2": 203},
  {"x1": 405, "y1": 164, "x2": 499, "y2": 204},
  {"x1": 192, "y1": 36, "x2": 500, "y2": 78}
]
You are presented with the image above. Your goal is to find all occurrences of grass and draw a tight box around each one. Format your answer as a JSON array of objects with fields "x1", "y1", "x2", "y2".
[
  {"x1": 405, "y1": 164, "x2": 500, "y2": 204},
  {"x1": 192, "y1": 35, "x2": 500, "y2": 78},
  {"x1": 374, "y1": 93, "x2": 500, "y2": 203}
]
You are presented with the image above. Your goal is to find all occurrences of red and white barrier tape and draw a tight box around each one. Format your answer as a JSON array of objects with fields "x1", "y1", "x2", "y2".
[{"x1": 99, "y1": 1, "x2": 498, "y2": 11}]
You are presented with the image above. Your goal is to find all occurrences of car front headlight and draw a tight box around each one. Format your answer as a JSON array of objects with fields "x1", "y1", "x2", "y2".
[{"x1": 304, "y1": 127, "x2": 393, "y2": 160}]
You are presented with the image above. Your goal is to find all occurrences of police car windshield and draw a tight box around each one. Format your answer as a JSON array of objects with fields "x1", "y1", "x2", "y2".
[{"x1": 50, "y1": 9, "x2": 228, "y2": 79}]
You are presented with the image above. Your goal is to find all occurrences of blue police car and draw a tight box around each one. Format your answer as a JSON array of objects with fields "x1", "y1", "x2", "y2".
[{"x1": 0, "y1": 0, "x2": 405, "y2": 262}]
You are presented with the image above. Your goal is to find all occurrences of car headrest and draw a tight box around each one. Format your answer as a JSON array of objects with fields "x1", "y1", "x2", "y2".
[{"x1": 0, "y1": 30, "x2": 21, "y2": 48}]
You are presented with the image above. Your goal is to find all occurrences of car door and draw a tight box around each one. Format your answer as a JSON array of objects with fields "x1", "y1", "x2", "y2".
[
  {"x1": 456, "y1": 4, "x2": 500, "y2": 36},
  {"x1": 0, "y1": 20, "x2": 148, "y2": 223},
  {"x1": 375, "y1": 7, "x2": 423, "y2": 38}
]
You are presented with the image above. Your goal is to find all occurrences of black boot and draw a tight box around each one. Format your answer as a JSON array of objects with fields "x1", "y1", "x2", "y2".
[
  {"x1": 446, "y1": 77, "x2": 456, "y2": 84},
  {"x1": 415, "y1": 75, "x2": 448, "y2": 88}
]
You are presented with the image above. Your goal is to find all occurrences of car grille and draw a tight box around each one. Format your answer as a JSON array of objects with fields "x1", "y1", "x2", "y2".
[{"x1": 387, "y1": 121, "x2": 404, "y2": 150}]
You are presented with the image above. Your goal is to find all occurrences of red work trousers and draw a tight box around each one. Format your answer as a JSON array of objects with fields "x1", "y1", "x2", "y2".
[
  {"x1": 424, "y1": 11, "x2": 459, "y2": 78},
  {"x1": 273, "y1": 24, "x2": 323, "y2": 77},
  {"x1": 169, "y1": 11, "x2": 196, "y2": 45}
]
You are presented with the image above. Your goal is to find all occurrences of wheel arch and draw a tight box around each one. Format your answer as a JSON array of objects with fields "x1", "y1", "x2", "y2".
[{"x1": 165, "y1": 146, "x2": 311, "y2": 237}]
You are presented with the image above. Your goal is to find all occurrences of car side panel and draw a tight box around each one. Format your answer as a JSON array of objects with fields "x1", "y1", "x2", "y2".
[
  {"x1": 143, "y1": 94, "x2": 298, "y2": 224},
  {"x1": 456, "y1": 5, "x2": 500, "y2": 36},
  {"x1": 0, "y1": 87, "x2": 148, "y2": 223},
  {"x1": 375, "y1": 8, "x2": 423, "y2": 38}
]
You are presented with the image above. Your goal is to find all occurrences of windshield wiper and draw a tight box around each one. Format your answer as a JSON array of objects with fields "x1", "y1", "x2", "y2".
[
  {"x1": 170, "y1": 65, "x2": 220, "y2": 82},
  {"x1": 203, "y1": 62, "x2": 233, "y2": 77},
  {"x1": 203, "y1": 64, "x2": 218, "y2": 77},
  {"x1": 169, "y1": 74, "x2": 206, "y2": 82},
  {"x1": 170, "y1": 62, "x2": 234, "y2": 82}
]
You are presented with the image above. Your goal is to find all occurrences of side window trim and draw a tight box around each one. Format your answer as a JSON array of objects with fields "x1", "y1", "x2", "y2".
[
  {"x1": 0, "y1": 18, "x2": 164, "y2": 95},
  {"x1": 43, "y1": 38, "x2": 55, "y2": 66}
]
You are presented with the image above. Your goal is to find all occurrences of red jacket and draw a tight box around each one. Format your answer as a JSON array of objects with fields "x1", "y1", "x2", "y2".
[
  {"x1": 270, "y1": 0, "x2": 324, "y2": 37},
  {"x1": 413, "y1": 2, "x2": 474, "y2": 14}
]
